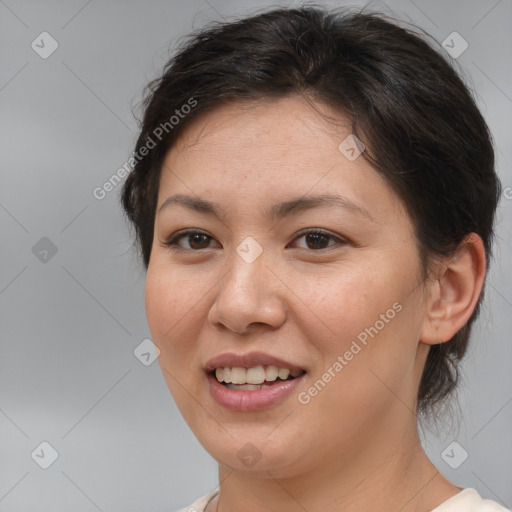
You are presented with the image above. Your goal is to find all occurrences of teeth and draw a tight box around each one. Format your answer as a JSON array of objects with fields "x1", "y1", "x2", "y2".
[
  {"x1": 265, "y1": 365, "x2": 279, "y2": 381},
  {"x1": 225, "y1": 383, "x2": 273, "y2": 390},
  {"x1": 213, "y1": 365, "x2": 304, "y2": 385},
  {"x1": 278, "y1": 368, "x2": 290, "y2": 380},
  {"x1": 231, "y1": 367, "x2": 246, "y2": 385},
  {"x1": 246, "y1": 366, "x2": 265, "y2": 384},
  {"x1": 226, "y1": 383, "x2": 262, "y2": 390}
]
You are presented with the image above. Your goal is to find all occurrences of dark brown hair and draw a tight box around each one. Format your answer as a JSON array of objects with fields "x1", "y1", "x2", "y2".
[{"x1": 121, "y1": 5, "x2": 501, "y2": 415}]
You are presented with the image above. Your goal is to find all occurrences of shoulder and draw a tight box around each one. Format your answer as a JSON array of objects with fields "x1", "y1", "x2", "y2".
[
  {"x1": 171, "y1": 488, "x2": 510, "y2": 512},
  {"x1": 172, "y1": 490, "x2": 219, "y2": 512},
  {"x1": 432, "y1": 488, "x2": 510, "y2": 512}
]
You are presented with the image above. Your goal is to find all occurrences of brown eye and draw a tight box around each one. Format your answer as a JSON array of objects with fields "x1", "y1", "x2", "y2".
[
  {"x1": 291, "y1": 229, "x2": 346, "y2": 250},
  {"x1": 164, "y1": 230, "x2": 218, "y2": 250},
  {"x1": 186, "y1": 233, "x2": 212, "y2": 249}
]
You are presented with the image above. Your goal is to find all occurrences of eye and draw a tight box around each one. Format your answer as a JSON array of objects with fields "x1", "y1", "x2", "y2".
[
  {"x1": 163, "y1": 229, "x2": 220, "y2": 251},
  {"x1": 163, "y1": 228, "x2": 346, "y2": 252},
  {"x1": 289, "y1": 228, "x2": 346, "y2": 250}
]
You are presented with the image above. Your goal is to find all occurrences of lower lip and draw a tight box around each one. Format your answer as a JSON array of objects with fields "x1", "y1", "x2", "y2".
[{"x1": 206, "y1": 372, "x2": 306, "y2": 411}]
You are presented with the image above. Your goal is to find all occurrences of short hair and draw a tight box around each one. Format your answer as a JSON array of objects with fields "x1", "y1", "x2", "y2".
[{"x1": 121, "y1": 6, "x2": 501, "y2": 415}]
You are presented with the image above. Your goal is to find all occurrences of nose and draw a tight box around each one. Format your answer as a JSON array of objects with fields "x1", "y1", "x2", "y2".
[{"x1": 207, "y1": 250, "x2": 287, "y2": 335}]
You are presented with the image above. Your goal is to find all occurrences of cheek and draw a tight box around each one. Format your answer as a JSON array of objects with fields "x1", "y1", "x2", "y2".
[
  {"x1": 311, "y1": 265, "x2": 395, "y2": 346},
  {"x1": 145, "y1": 266, "x2": 174, "y2": 341},
  {"x1": 144, "y1": 262, "x2": 204, "y2": 364},
  {"x1": 307, "y1": 258, "x2": 423, "y2": 394},
  {"x1": 145, "y1": 263, "x2": 207, "y2": 417}
]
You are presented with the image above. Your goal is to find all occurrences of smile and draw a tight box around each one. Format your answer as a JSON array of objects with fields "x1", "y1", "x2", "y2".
[
  {"x1": 214, "y1": 365, "x2": 305, "y2": 390},
  {"x1": 204, "y1": 352, "x2": 307, "y2": 410}
]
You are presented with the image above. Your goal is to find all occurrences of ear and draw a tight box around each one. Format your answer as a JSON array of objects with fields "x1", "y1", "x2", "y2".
[{"x1": 420, "y1": 233, "x2": 487, "y2": 345}]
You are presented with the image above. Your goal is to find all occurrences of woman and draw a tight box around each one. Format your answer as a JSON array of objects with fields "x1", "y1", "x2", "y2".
[{"x1": 121, "y1": 6, "x2": 508, "y2": 512}]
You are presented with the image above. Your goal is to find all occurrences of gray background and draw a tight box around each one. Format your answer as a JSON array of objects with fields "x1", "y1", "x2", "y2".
[{"x1": 1, "y1": 0, "x2": 511, "y2": 511}]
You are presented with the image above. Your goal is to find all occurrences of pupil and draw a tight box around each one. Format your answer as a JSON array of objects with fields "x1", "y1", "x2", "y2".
[
  {"x1": 306, "y1": 233, "x2": 328, "y2": 249},
  {"x1": 190, "y1": 234, "x2": 209, "y2": 249}
]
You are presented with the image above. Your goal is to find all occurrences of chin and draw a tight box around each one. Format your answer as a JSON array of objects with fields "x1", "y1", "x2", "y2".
[{"x1": 194, "y1": 425, "x2": 306, "y2": 476}]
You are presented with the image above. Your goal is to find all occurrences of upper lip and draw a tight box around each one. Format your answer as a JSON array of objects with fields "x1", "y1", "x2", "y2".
[{"x1": 204, "y1": 351, "x2": 306, "y2": 373}]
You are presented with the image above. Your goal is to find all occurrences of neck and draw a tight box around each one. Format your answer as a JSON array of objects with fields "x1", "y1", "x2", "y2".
[{"x1": 210, "y1": 419, "x2": 459, "y2": 512}]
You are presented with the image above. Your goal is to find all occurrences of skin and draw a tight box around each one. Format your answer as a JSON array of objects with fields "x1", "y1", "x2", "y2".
[{"x1": 145, "y1": 95, "x2": 486, "y2": 512}]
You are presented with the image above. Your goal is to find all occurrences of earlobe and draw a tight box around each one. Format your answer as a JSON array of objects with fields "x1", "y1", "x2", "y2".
[{"x1": 420, "y1": 233, "x2": 487, "y2": 346}]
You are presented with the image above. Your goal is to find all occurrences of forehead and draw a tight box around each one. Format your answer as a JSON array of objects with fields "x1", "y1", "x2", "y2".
[
  {"x1": 158, "y1": 95, "x2": 407, "y2": 223},
  {"x1": 171, "y1": 95, "x2": 348, "y2": 157}
]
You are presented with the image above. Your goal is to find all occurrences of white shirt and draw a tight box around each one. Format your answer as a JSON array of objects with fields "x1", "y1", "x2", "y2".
[{"x1": 175, "y1": 488, "x2": 510, "y2": 511}]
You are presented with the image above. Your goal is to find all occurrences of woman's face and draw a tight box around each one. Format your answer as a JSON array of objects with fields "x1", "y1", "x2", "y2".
[{"x1": 145, "y1": 95, "x2": 432, "y2": 477}]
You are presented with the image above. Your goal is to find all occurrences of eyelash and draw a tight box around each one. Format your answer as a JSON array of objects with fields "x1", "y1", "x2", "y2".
[{"x1": 163, "y1": 228, "x2": 347, "y2": 252}]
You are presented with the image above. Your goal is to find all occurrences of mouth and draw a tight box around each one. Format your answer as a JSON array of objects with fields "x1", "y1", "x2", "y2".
[
  {"x1": 204, "y1": 352, "x2": 307, "y2": 411},
  {"x1": 210, "y1": 365, "x2": 306, "y2": 390}
]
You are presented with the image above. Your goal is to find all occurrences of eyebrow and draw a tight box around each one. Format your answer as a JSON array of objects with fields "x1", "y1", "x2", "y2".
[{"x1": 158, "y1": 193, "x2": 373, "y2": 221}]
